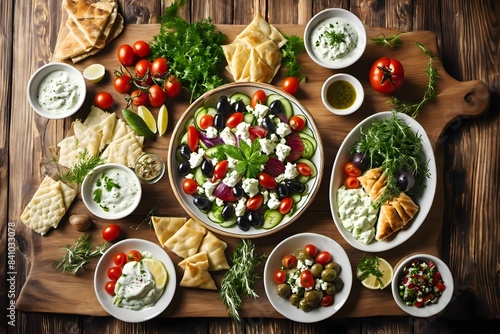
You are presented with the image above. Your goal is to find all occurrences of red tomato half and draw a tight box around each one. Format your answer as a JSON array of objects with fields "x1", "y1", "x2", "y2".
[
  {"x1": 187, "y1": 125, "x2": 199, "y2": 152},
  {"x1": 246, "y1": 194, "x2": 264, "y2": 211},
  {"x1": 258, "y1": 172, "x2": 277, "y2": 190},
  {"x1": 248, "y1": 126, "x2": 268, "y2": 141},
  {"x1": 251, "y1": 89, "x2": 266, "y2": 108},
  {"x1": 213, "y1": 160, "x2": 229, "y2": 180},
  {"x1": 199, "y1": 114, "x2": 214, "y2": 130},
  {"x1": 127, "y1": 250, "x2": 142, "y2": 262},
  {"x1": 345, "y1": 176, "x2": 360, "y2": 189},
  {"x1": 94, "y1": 92, "x2": 114, "y2": 110},
  {"x1": 282, "y1": 254, "x2": 298, "y2": 269},
  {"x1": 226, "y1": 112, "x2": 244, "y2": 128},
  {"x1": 297, "y1": 162, "x2": 313, "y2": 176},
  {"x1": 279, "y1": 197, "x2": 293, "y2": 215},
  {"x1": 369, "y1": 57, "x2": 405, "y2": 94},
  {"x1": 132, "y1": 40, "x2": 150, "y2": 58},
  {"x1": 315, "y1": 251, "x2": 332, "y2": 265},
  {"x1": 102, "y1": 224, "x2": 121, "y2": 242},
  {"x1": 117, "y1": 44, "x2": 135, "y2": 66},
  {"x1": 289, "y1": 115, "x2": 306, "y2": 131},
  {"x1": 113, "y1": 252, "x2": 127, "y2": 267},
  {"x1": 107, "y1": 266, "x2": 122, "y2": 281},
  {"x1": 104, "y1": 281, "x2": 116, "y2": 296},
  {"x1": 343, "y1": 162, "x2": 362, "y2": 177}
]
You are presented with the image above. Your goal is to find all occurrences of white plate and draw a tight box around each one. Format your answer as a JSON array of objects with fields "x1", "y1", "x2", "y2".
[
  {"x1": 94, "y1": 239, "x2": 176, "y2": 323},
  {"x1": 167, "y1": 82, "x2": 324, "y2": 238},
  {"x1": 263, "y1": 233, "x2": 352, "y2": 323},
  {"x1": 329, "y1": 112, "x2": 437, "y2": 252}
]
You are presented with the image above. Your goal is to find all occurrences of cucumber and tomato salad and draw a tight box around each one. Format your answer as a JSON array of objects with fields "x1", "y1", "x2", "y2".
[{"x1": 175, "y1": 89, "x2": 319, "y2": 231}]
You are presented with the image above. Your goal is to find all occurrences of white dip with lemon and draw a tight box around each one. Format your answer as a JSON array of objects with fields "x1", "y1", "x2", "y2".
[
  {"x1": 37, "y1": 70, "x2": 81, "y2": 114},
  {"x1": 92, "y1": 168, "x2": 140, "y2": 214},
  {"x1": 337, "y1": 186, "x2": 378, "y2": 244},
  {"x1": 311, "y1": 18, "x2": 357, "y2": 64}
]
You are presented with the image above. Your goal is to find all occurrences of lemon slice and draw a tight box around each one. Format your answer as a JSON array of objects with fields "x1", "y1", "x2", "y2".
[
  {"x1": 142, "y1": 258, "x2": 168, "y2": 290},
  {"x1": 157, "y1": 104, "x2": 168, "y2": 136},
  {"x1": 138, "y1": 105, "x2": 157, "y2": 134},
  {"x1": 82, "y1": 64, "x2": 105, "y2": 83},
  {"x1": 358, "y1": 257, "x2": 393, "y2": 290}
]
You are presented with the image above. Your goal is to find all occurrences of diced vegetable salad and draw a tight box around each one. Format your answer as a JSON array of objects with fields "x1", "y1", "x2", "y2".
[{"x1": 175, "y1": 90, "x2": 319, "y2": 231}]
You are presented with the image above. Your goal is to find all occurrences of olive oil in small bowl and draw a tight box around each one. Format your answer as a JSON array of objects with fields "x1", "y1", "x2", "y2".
[{"x1": 321, "y1": 73, "x2": 364, "y2": 115}]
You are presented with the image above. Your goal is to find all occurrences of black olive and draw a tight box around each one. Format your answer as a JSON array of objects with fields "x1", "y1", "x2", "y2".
[
  {"x1": 247, "y1": 211, "x2": 262, "y2": 227},
  {"x1": 200, "y1": 160, "x2": 214, "y2": 178},
  {"x1": 216, "y1": 95, "x2": 230, "y2": 114},
  {"x1": 237, "y1": 215, "x2": 250, "y2": 231},
  {"x1": 177, "y1": 161, "x2": 191, "y2": 176},
  {"x1": 231, "y1": 100, "x2": 246, "y2": 113},
  {"x1": 262, "y1": 116, "x2": 276, "y2": 133},
  {"x1": 193, "y1": 195, "x2": 211, "y2": 212},
  {"x1": 213, "y1": 113, "x2": 225, "y2": 131},
  {"x1": 179, "y1": 144, "x2": 192, "y2": 160},
  {"x1": 276, "y1": 183, "x2": 289, "y2": 199},
  {"x1": 232, "y1": 182, "x2": 244, "y2": 199},
  {"x1": 286, "y1": 180, "x2": 306, "y2": 193},
  {"x1": 395, "y1": 170, "x2": 416, "y2": 192},
  {"x1": 268, "y1": 100, "x2": 283, "y2": 114},
  {"x1": 221, "y1": 203, "x2": 235, "y2": 220},
  {"x1": 352, "y1": 152, "x2": 369, "y2": 171}
]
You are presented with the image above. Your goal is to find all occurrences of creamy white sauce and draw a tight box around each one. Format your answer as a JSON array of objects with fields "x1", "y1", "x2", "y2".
[
  {"x1": 113, "y1": 261, "x2": 162, "y2": 311},
  {"x1": 91, "y1": 168, "x2": 139, "y2": 214},
  {"x1": 37, "y1": 70, "x2": 81, "y2": 114},
  {"x1": 311, "y1": 17, "x2": 357, "y2": 64}
]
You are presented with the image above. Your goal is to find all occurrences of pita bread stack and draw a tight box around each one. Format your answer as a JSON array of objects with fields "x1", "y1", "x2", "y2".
[
  {"x1": 53, "y1": 0, "x2": 124, "y2": 63},
  {"x1": 222, "y1": 13, "x2": 287, "y2": 83}
]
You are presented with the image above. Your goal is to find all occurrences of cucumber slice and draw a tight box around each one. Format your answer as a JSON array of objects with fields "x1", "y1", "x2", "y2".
[
  {"x1": 185, "y1": 117, "x2": 194, "y2": 131},
  {"x1": 299, "y1": 125, "x2": 313, "y2": 136},
  {"x1": 296, "y1": 158, "x2": 317, "y2": 177},
  {"x1": 298, "y1": 132, "x2": 317, "y2": 151},
  {"x1": 205, "y1": 146, "x2": 219, "y2": 158},
  {"x1": 265, "y1": 95, "x2": 294, "y2": 120},
  {"x1": 296, "y1": 174, "x2": 310, "y2": 184},
  {"x1": 208, "y1": 210, "x2": 223, "y2": 223},
  {"x1": 243, "y1": 113, "x2": 255, "y2": 125},
  {"x1": 194, "y1": 106, "x2": 208, "y2": 130},
  {"x1": 301, "y1": 138, "x2": 315, "y2": 159},
  {"x1": 229, "y1": 92, "x2": 251, "y2": 105},
  {"x1": 220, "y1": 216, "x2": 237, "y2": 228},
  {"x1": 194, "y1": 167, "x2": 205, "y2": 185},
  {"x1": 291, "y1": 193, "x2": 302, "y2": 203},
  {"x1": 179, "y1": 132, "x2": 188, "y2": 144},
  {"x1": 262, "y1": 209, "x2": 283, "y2": 229},
  {"x1": 265, "y1": 94, "x2": 281, "y2": 106}
]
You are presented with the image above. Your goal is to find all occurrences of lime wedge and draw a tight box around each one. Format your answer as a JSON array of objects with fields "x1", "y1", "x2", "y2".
[
  {"x1": 157, "y1": 104, "x2": 168, "y2": 136},
  {"x1": 82, "y1": 64, "x2": 105, "y2": 83},
  {"x1": 138, "y1": 105, "x2": 157, "y2": 133}
]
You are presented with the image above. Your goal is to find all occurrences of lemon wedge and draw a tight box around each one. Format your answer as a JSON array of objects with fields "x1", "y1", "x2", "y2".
[
  {"x1": 82, "y1": 64, "x2": 105, "y2": 83},
  {"x1": 157, "y1": 104, "x2": 168, "y2": 136},
  {"x1": 138, "y1": 105, "x2": 157, "y2": 134},
  {"x1": 142, "y1": 258, "x2": 168, "y2": 290},
  {"x1": 357, "y1": 256, "x2": 393, "y2": 290}
]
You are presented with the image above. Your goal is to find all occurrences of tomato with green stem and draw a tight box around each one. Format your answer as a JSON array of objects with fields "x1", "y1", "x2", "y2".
[
  {"x1": 164, "y1": 75, "x2": 182, "y2": 98},
  {"x1": 369, "y1": 57, "x2": 405, "y2": 94},
  {"x1": 114, "y1": 74, "x2": 132, "y2": 94},
  {"x1": 130, "y1": 89, "x2": 147, "y2": 106},
  {"x1": 148, "y1": 84, "x2": 166, "y2": 107}
]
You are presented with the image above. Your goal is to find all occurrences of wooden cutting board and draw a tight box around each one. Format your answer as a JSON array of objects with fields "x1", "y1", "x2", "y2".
[{"x1": 16, "y1": 24, "x2": 489, "y2": 318}]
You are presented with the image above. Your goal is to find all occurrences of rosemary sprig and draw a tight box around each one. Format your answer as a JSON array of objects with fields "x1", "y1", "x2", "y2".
[
  {"x1": 357, "y1": 254, "x2": 384, "y2": 287},
  {"x1": 55, "y1": 150, "x2": 105, "y2": 185},
  {"x1": 281, "y1": 33, "x2": 306, "y2": 79},
  {"x1": 370, "y1": 33, "x2": 403, "y2": 47},
  {"x1": 53, "y1": 234, "x2": 111, "y2": 275},
  {"x1": 219, "y1": 239, "x2": 268, "y2": 321}
]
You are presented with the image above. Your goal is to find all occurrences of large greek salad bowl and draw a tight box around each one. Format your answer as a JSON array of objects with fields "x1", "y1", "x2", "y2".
[{"x1": 167, "y1": 83, "x2": 324, "y2": 238}]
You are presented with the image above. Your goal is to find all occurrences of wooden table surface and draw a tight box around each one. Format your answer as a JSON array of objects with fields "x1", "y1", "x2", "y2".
[{"x1": 1, "y1": 0, "x2": 499, "y2": 333}]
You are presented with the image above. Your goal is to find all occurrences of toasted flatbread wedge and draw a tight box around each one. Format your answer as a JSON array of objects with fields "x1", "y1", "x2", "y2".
[
  {"x1": 375, "y1": 192, "x2": 419, "y2": 241},
  {"x1": 358, "y1": 167, "x2": 383, "y2": 194}
]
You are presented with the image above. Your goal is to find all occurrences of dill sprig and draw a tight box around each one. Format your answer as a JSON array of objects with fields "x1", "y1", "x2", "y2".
[
  {"x1": 357, "y1": 254, "x2": 384, "y2": 287},
  {"x1": 53, "y1": 234, "x2": 111, "y2": 275},
  {"x1": 55, "y1": 150, "x2": 105, "y2": 185},
  {"x1": 281, "y1": 33, "x2": 306, "y2": 79},
  {"x1": 370, "y1": 33, "x2": 403, "y2": 47},
  {"x1": 219, "y1": 239, "x2": 267, "y2": 321}
]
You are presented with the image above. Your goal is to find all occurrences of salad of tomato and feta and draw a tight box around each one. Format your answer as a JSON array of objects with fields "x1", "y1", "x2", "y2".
[{"x1": 175, "y1": 89, "x2": 319, "y2": 231}]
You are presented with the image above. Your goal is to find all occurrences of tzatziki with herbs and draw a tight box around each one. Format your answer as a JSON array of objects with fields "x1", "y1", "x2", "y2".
[
  {"x1": 37, "y1": 70, "x2": 82, "y2": 114},
  {"x1": 92, "y1": 167, "x2": 140, "y2": 214},
  {"x1": 311, "y1": 18, "x2": 357, "y2": 64}
]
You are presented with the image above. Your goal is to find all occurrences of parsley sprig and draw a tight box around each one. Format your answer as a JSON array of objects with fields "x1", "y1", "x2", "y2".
[
  {"x1": 281, "y1": 33, "x2": 306, "y2": 79},
  {"x1": 357, "y1": 254, "x2": 385, "y2": 287},
  {"x1": 221, "y1": 140, "x2": 269, "y2": 179},
  {"x1": 370, "y1": 33, "x2": 403, "y2": 48}
]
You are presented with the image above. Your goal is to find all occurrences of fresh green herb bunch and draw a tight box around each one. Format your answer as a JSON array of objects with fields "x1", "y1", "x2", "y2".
[
  {"x1": 370, "y1": 33, "x2": 403, "y2": 48},
  {"x1": 281, "y1": 33, "x2": 306, "y2": 78},
  {"x1": 350, "y1": 111, "x2": 430, "y2": 208},
  {"x1": 149, "y1": 0, "x2": 228, "y2": 102},
  {"x1": 220, "y1": 141, "x2": 269, "y2": 179},
  {"x1": 55, "y1": 149, "x2": 104, "y2": 185},
  {"x1": 357, "y1": 254, "x2": 385, "y2": 287}
]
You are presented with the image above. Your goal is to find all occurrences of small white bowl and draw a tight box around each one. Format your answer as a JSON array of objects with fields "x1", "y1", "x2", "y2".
[
  {"x1": 391, "y1": 254, "x2": 454, "y2": 317},
  {"x1": 263, "y1": 233, "x2": 352, "y2": 323},
  {"x1": 27, "y1": 62, "x2": 86, "y2": 119},
  {"x1": 304, "y1": 8, "x2": 366, "y2": 69},
  {"x1": 82, "y1": 163, "x2": 142, "y2": 220},
  {"x1": 321, "y1": 73, "x2": 364, "y2": 115},
  {"x1": 94, "y1": 238, "x2": 177, "y2": 322}
]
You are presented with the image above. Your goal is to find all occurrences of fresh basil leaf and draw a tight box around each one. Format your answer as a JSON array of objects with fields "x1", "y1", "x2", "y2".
[
  {"x1": 252, "y1": 154, "x2": 269, "y2": 165},
  {"x1": 223, "y1": 145, "x2": 244, "y2": 161},
  {"x1": 235, "y1": 161, "x2": 248, "y2": 176},
  {"x1": 239, "y1": 140, "x2": 252, "y2": 159}
]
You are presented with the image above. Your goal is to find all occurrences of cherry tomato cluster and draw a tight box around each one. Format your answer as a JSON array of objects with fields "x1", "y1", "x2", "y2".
[
  {"x1": 342, "y1": 151, "x2": 371, "y2": 189},
  {"x1": 114, "y1": 40, "x2": 182, "y2": 108},
  {"x1": 104, "y1": 249, "x2": 142, "y2": 296}
]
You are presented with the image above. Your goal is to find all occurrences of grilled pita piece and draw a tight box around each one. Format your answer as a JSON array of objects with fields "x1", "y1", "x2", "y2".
[
  {"x1": 375, "y1": 192, "x2": 419, "y2": 241},
  {"x1": 358, "y1": 167, "x2": 383, "y2": 195}
]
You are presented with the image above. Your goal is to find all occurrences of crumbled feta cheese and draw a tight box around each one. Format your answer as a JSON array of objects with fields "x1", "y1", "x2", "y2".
[
  {"x1": 235, "y1": 197, "x2": 247, "y2": 217},
  {"x1": 270, "y1": 133, "x2": 279, "y2": 143},
  {"x1": 275, "y1": 173, "x2": 286, "y2": 183},
  {"x1": 215, "y1": 198, "x2": 224, "y2": 207},
  {"x1": 197, "y1": 186, "x2": 204, "y2": 194},
  {"x1": 219, "y1": 127, "x2": 235, "y2": 145},
  {"x1": 253, "y1": 103, "x2": 269, "y2": 118},
  {"x1": 235, "y1": 122, "x2": 250, "y2": 141},
  {"x1": 284, "y1": 162, "x2": 299, "y2": 179},
  {"x1": 189, "y1": 148, "x2": 205, "y2": 168},
  {"x1": 205, "y1": 126, "x2": 218, "y2": 139},
  {"x1": 267, "y1": 192, "x2": 280, "y2": 209},
  {"x1": 185, "y1": 173, "x2": 194, "y2": 179},
  {"x1": 222, "y1": 170, "x2": 240, "y2": 187},
  {"x1": 276, "y1": 122, "x2": 291, "y2": 137},
  {"x1": 211, "y1": 157, "x2": 219, "y2": 166},
  {"x1": 275, "y1": 143, "x2": 291, "y2": 161},
  {"x1": 261, "y1": 190, "x2": 269, "y2": 204},
  {"x1": 259, "y1": 137, "x2": 277, "y2": 155},
  {"x1": 202, "y1": 180, "x2": 219, "y2": 198},
  {"x1": 242, "y1": 178, "x2": 259, "y2": 197},
  {"x1": 304, "y1": 258, "x2": 314, "y2": 266}
]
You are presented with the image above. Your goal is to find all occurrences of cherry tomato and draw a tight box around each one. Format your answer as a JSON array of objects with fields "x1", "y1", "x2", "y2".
[
  {"x1": 130, "y1": 89, "x2": 147, "y2": 106},
  {"x1": 296, "y1": 162, "x2": 313, "y2": 176},
  {"x1": 199, "y1": 114, "x2": 214, "y2": 130},
  {"x1": 282, "y1": 77, "x2": 300, "y2": 95},
  {"x1": 102, "y1": 224, "x2": 121, "y2": 242},
  {"x1": 94, "y1": 92, "x2": 114, "y2": 110},
  {"x1": 344, "y1": 162, "x2": 362, "y2": 177},
  {"x1": 289, "y1": 115, "x2": 306, "y2": 131},
  {"x1": 315, "y1": 251, "x2": 332, "y2": 265},
  {"x1": 248, "y1": 125, "x2": 268, "y2": 141},
  {"x1": 107, "y1": 266, "x2": 122, "y2": 281},
  {"x1": 246, "y1": 194, "x2": 264, "y2": 211},
  {"x1": 148, "y1": 84, "x2": 166, "y2": 107},
  {"x1": 251, "y1": 89, "x2": 266, "y2": 108},
  {"x1": 345, "y1": 176, "x2": 360, "y2": 189},
  {"x1": 258, "y1": 172, "x2": 277, "y2": 190},
  {"x1": 114, "y1": 75, "x2": 132, "y2": 94},
  {"x1": 304, "y1": 244, "x2": 317, "y2": 257},
  {"x1": 104, "y1": 281, "x2": 116, "y2": 296},
  {"x1": 132, "y1": 40, "x2": 150, "y2": 58},
  {"x1": 117, "y1": 44, "x2": 135, "y2": 66},
  {"x1": 127, "y1": 250, "x2": 142, "y2": 262},
  {"x1": 213, "y1": 160, "x2": 229, "y2": 179},
  {"x1": 369, "y1": 57, "x2": 405, "y2": 94},
  {"x1": 300, "y1": 270, "x2": 315, "y2": 289},
  {"x1": 435, "y1": 282, "x2": 446, "y2": 292},
  {"x1": 279, "y1": 197, "x2": 293, "y2": 215},
  {"x1": 282, "y1": 254, "x2": 298, "y2": 269},
  {"x1": 135, "y1": 59, "x2": 151, "y2": 77},
  {"x1": 164, "y1": 75, "x2": 182, "y2": 98},
  {"x1": 274, "y1": 269, "x2": 287, "y2": 284},
  {"x1": 226, "y1": 112, "x2": 244, "y2": 128},
  {"x1": 321, "y1": 295, "x2": 334, "y2": 307},
  {"x1": 187, "y1": 125, "x2": 199, "y2": 152},
  {"x1": 182, "y1": 178, "x2": 198, "y2": 195},
  {"x1": 113, "y1": 252, "x2": 127, "y2": 267},
  {"x1": 151, "y1": 57, "x2": 169, "y2": 78}
]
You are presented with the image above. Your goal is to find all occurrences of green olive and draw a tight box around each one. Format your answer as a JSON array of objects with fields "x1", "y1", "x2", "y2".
[
  {"x1": 310, "y1": 263, "x2": 323, "y2": 278},
  {"x1": 326, "y1": 261, "x2": 341, "y2": 274},
  {"x1": 325, "y1": 282, "x2": 336, "y2": 295},
  {"x1": 333, "y1": 277, "x2": 344, "y2": 292},
  {"x1": 321, "y1": 268, "x2": 337, "y2": 282},
  {"x1": 295, "y1": 249, "x2": 312, "y2": 261},
  {"x1": 299, "y1": 298, "x2": 313, "y2": 312},
  {"x1": 276, "y1": 283, "x2": 291, "y2": 298},
  {"x1": 289, "y1": 293, "x2": 301, "y2": 307},
  {"x1": 304, "y1": 290, "x2": 322, "y2": 307}
]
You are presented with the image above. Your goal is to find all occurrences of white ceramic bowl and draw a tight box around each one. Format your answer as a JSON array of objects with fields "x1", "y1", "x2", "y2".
[
  {"x1": 27, "y1": 62, "x2": 86, "y2": 119},
  {"x1": 82, "y1": 163, "x2": 142, "y2": 220},
  {"x1": 304, "y1": 8, "x2": 367, "y2": 69},
  {"x1": 263, "y1": 233, "x2": 352, "y2": 323},
  {"x1": 329, "y1": 112, "x2": 437, "y2": 252},
  {"x1": 94, "y1": 238, "x2": 177, "y2": 322},
  {"x1": 321, "y1": 73, "x2": 364, "y2": 115},
  {"x1": 391, "y1": 254, "x2": 454, "y2": 317},
  {"x1": 167, "y1": 82, "x2": 324, "y2": 238}
]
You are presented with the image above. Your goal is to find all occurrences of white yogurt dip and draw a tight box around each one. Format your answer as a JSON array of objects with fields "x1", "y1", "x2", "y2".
[
  {"x1": 37, "y1": 70, "x2": 81, "y2": 114},
  {"x1": 311, "y1": 17, "x2": 358, "y2": 64},
  {"x1": 91, "y1": 167, "x2": 140, "y2": 214}
]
